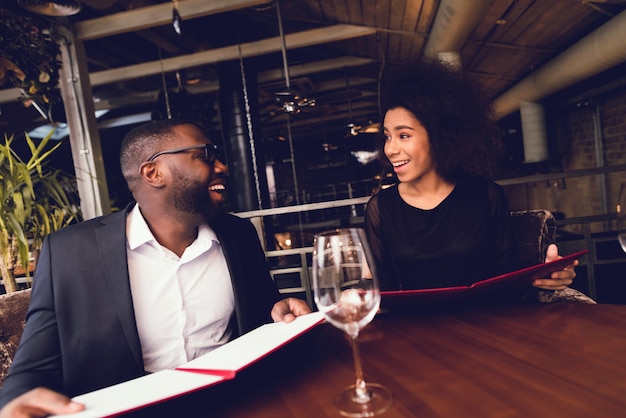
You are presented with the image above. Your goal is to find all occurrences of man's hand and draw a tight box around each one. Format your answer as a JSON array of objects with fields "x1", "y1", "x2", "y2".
[
  {"x1": 271, "y1": 297, "x2": 312, "y2": 323},
  {"x1": 0, "y1": 387, "x2": 84, "y2": 418},
  {"x1": 532, "y1": 244, "x2": 578, "y2": 291}
]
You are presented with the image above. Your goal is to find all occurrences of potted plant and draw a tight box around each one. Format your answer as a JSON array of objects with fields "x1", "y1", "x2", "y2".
[
  {"x1": 0, "y1": 8, "x2": 62, "y2": 108},
  {"x1": 0, "y1": 130, "x2": 80, "y2": 293}
]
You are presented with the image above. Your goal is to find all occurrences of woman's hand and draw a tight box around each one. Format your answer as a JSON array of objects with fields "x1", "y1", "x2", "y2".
[{"x1": 532, "y1": 244, "x2": 578, "y2": 290}]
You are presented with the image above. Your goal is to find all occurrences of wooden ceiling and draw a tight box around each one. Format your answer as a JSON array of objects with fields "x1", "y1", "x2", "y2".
[{"x1": 2, "y1": 0, "x2": 626, "y2": 145}]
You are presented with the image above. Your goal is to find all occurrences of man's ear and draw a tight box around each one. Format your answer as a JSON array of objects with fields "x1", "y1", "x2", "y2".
[{"x1": 139, "y1": 161, "x2": 166, "y2": 188}]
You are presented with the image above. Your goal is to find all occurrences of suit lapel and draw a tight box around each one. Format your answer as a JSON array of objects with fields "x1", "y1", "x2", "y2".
[
  {"x1": 210, "y1": 215, "x2": 246, "y2": 336},
  {"x1": 94, "y1": 207, "x2": 144, "y2": 370}
]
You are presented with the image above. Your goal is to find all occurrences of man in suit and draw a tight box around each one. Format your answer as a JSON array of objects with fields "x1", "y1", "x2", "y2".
[{"x1": 0, "y1": 119, "x2": 311, "y2": 417}]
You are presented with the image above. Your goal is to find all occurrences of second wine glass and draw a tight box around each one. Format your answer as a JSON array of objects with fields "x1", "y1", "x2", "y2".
[
  {"x1": 618, "y1": 183, "x2": 626, "y2": 253},
  {"x1": 312, "y1": 228, "x2": 392, "y2": 417}
]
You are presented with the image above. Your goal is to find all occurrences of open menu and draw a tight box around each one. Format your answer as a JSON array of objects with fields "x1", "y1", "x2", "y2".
[
  {"x1": 380, "y1": 249, "x2": 588, "y2": 307},
  {"x1": 51, "y1": 311, "x2": 325, "y2": 418},
  {"x1": 51, "y1": 370, "x2": 225, "y2": 418},
  {"x1": 176, "y1": 310, "x2": 325, "y2": 377}
]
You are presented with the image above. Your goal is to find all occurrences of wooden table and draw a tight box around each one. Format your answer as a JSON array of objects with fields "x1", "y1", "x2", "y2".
[{"x1": 133, "y1": 302, "x2": 626, "y2": 418}]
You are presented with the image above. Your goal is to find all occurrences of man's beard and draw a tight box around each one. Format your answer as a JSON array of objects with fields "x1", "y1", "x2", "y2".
[{"x1": 170, "y1": 168, "x2": 219, "y2": 223}]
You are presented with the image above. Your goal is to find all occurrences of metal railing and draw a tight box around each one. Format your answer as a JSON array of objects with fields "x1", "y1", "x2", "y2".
[
  {"x1": 554, "y1": 213, "x2": 625, "y2": 300},
  {"x1": 243, "y1": 205, "x2": 624, "y2": 303},
  {"x1": 235, "y1": 165, "x2": 626, "y2": 302}
]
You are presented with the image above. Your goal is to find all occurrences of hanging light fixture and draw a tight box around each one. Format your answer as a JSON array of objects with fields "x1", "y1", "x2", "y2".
[
  {"x1": 172, "y1": 0, "x2": 183, "y2": 35},
  {"x1": 18, "y1": 0, "x2": 82, "y2": 16}
]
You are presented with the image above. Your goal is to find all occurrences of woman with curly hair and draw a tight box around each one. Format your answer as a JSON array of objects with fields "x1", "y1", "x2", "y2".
[{"x1": 364, "y1": 61, "x2": 576, "y2": 295}]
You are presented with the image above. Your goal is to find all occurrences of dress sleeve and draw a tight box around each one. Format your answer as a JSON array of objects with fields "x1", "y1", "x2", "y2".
[
  {"x1": 364, "y1": 194, "x2": 400, "y2": 290},
  {"x1": 487, "y1": 182, "x2": 520, "y2": 273}
]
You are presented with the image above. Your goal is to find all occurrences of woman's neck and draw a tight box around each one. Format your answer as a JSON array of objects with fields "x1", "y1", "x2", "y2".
[{"x1": 398, "y1": 174, "x2": 455, "y2": 210}]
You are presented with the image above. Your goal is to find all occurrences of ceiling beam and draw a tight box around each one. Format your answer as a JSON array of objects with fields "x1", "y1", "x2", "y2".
[
  {"x1": 93, "y1": 90, "x2": 166, "y2": 111},
  {"x1": 89, "y1": 25, "x2": 376, "y2": 87},
  {"x1": 313, "y1": 77, "x2": 377, "y2": 92},
  {"x1": 75, "y1": 0, "x2": 272, "y2": 40},
  {"x1": 93, "y1": 58, "x2": 377, "y2": 111},
  {"x1": 0, "y1": 88, "x2": 21, "y2": 104},
  {"x1": 257, "y1": 57, "x2": 375, "y2": 83},
  {"x1": 0, "y1": 60, "x2": 378, "y2": 106}
]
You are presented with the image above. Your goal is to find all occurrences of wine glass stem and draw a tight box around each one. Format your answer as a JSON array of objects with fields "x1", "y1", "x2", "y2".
[{"x1": 349, "y1": 334, "x2": 370, "y2": 403}]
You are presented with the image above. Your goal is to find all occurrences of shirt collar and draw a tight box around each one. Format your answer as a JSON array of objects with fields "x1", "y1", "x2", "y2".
[{"x1": 127, "y1": 203, "x2": 219, "y2": 251}]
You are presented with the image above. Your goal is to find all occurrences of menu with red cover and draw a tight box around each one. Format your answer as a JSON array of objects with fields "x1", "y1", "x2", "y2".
[
  {"x1": 176, "y1": 310, "x2": 325, "y2": 377},
  {"x1": 51, "y1": 312, "x2": 325, "y2": 418},
  {"x1": 380, "y1": 249, "x2": 588, "y2": 307},
  {"x1": 52, "y1": 370, "x2": 225, "y2": 418}
]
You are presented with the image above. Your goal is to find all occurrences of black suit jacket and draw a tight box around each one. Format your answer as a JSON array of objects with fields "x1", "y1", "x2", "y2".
[{"x1": 0, "y1": 206, "x2": 280, "y2": 406}]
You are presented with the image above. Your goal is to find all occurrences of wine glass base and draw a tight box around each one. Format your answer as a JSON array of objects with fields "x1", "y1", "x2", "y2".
[{"x1": 334, "y1": 383, "x2": 393, "y2": 417}]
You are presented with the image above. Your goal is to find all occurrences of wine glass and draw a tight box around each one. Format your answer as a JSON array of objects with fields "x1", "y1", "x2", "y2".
[
  {"x1": 311, "y1": 228, "x2": 392, "y2": 417},
  {"x1": 618, "y1": 183, "x2": 626, "y2": 253}
]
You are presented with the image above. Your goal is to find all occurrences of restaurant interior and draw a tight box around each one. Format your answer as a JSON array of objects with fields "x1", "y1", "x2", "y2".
[{"x1": 1, "y1": 0, "x2": 626, "y2": 303}]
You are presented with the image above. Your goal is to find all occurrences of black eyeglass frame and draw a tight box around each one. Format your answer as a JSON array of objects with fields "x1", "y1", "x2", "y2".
[{"x1": 146, "y1": 144, "x2": 218, "y2": 164}]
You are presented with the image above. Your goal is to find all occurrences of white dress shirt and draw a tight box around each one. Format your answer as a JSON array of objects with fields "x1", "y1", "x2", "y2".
[{"x1": 126, "y1": 204, "x2": 235, "y2": 373}]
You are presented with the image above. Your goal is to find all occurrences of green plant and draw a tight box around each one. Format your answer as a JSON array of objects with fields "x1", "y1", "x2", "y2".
[
  {"x1": 0, "y1": 130, "x2": 80, "y2": 293},
  {"x1": 0, "y1": 8, "x2": 62, "y2": 106}
]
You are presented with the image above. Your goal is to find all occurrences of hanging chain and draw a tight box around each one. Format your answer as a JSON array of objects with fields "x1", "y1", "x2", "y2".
[
  {"x1": 172, "y1": 0, "x2": 182, "y2": 35},
  {"x1": 275, "y1": 0, "x2": 303, "y2": 242},
  {"x1": 238, "y1": 43, "x2": 263, "y2": 210},
  {"x1": 158, "y1": 47, "x2": 172, "y2": 119},
  {"x1": 276, "y1": 0, "x2": 291, "y2": 90}
]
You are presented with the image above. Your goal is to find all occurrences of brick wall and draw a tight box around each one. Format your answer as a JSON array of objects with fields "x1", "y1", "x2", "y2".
[
  {"x1": 506, "y1": 84, "x2": 626, "y2": 235},
  {"x1": 601, "y1": 90, "x2": 626, "y2": 204}
]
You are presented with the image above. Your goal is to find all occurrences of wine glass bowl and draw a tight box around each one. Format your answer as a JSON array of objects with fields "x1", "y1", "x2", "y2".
[
  {"x1": 320, "y1": 287, "x2": 378, "y2": 336},
  {"x1": 312, "y1": 228, "x2": 392, "y2": 417}
]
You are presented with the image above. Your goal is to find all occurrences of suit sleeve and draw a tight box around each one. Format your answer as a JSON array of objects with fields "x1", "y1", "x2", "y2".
[{"x1": 240, "y1": 218, "x2": 282, "y2": 327}]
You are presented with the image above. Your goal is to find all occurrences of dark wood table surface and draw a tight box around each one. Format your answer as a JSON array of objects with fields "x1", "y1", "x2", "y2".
[{"x1": 133, "y1": 301, "x2": 626, "y2": 418}]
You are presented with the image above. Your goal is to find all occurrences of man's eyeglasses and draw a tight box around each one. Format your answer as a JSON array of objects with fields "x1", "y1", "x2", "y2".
[{"x1": 146, "y1": 144, "x2": 218, "y2": 164}]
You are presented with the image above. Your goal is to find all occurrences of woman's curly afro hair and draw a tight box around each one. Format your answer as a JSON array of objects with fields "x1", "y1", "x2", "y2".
[{"x1": 380, "y1": 60, "x2": 504, "y2": 182}]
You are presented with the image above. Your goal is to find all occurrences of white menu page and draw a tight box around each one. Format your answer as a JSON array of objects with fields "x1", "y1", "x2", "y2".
[
  {"x1": 51, "y1": 370, "x2": 224, "y2": 418},
  {"x1": 51, "y1": 311, "x2": 324, "y2": 418},
  {"x1": 177, "y1": 311, "x2": 325, "y2": 374}
]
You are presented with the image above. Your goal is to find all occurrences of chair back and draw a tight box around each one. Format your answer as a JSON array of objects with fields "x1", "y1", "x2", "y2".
[
  {"x1": 0, "y1": 288, "x2": 31, "y2": 387},
  {"x1": 510, "y1": 209, "x2": 556, "y2": 266},
  {"x1": 510, "y1": 210, "x2": 595, "y2": 304}
]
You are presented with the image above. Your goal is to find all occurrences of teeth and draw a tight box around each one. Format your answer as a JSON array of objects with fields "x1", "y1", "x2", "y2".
[
  {"x1": 208, "y1": 184, "x2": 225, "y2": 191},
  {"x1": 392, "y1": 160, "x2": 409, "y2": 167}
]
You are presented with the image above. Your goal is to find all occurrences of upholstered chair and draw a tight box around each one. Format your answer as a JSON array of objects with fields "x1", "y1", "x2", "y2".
[
  {"x1": 0, "y1": 288, "x2": 31, "y2": 387},
  {"x1": 509, "y1": 210, "x2": 595, "y2": 304}
]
